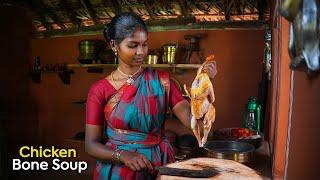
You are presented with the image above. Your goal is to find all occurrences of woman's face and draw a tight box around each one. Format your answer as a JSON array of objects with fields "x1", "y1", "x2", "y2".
[{"x1": 116, "y1": 29, "x2": 148, "y2": 67}]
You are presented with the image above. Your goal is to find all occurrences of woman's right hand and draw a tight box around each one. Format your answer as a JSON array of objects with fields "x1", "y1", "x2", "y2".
[{"x1": 120, "y1": 150, "x2": 153, "y2": 171}]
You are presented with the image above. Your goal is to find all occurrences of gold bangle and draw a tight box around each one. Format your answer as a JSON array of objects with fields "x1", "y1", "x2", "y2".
[{"x1": 112, "y1": 149, "x2": 123, "y2": 164}]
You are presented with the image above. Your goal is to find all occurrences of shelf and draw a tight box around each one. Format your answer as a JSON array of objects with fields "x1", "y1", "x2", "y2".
[
  {"x1": 30, "y1": 63, "x2": 201, "y2": 85},
  {"x1": 67, "y1": 64, "x2": 202, "y2": 69}
]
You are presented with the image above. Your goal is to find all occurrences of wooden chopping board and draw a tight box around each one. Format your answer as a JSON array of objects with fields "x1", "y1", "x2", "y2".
[{"x1": 157, "y1": 158, "x2": 263, "y2": 180}]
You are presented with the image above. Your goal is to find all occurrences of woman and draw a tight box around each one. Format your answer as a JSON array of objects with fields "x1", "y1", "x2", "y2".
[{"x1": 85, "y1": 12, "x2": 217, "y2": 180}]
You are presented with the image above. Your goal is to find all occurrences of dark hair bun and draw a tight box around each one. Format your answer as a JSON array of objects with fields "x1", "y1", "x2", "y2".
[{"x1": 103, "y1": 12, "x2": 147, "y2": 45}]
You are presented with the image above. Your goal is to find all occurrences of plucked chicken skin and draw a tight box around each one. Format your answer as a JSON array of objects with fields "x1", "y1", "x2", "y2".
[{"x1": 184, "y1": 55, "x2": 217, "y2": 147}]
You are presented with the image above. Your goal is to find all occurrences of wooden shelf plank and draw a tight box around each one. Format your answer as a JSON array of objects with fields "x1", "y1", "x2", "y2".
[
  {"x1": 67, "y1": 64, "x2": 202, "y2": 69},
  {"x1": 67, "y1": 64, "x2": 117, "y2": 68},
  {"x1": 175, "y1": 64, "x2": 202, "y2": 68}
]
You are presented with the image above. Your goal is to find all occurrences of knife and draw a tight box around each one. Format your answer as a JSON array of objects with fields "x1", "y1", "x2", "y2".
[{"x1": 155, "y1": 166, "x2": 219, "y2": 178}]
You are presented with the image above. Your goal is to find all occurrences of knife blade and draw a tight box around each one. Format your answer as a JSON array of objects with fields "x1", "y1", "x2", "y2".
[{"x1": 156, "y1": 166, "x2": 219, "y2": 178}]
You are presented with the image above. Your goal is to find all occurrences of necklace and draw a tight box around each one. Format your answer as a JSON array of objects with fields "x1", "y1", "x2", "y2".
[
  {"x1": 117, "y1": 66, "x2": 142, "y2": 84},
  {"x1": 111, "y1": 71, "x2": 119, "y2": 89}
]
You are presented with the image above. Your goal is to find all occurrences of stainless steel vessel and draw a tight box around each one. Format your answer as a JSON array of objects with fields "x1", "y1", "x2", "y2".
[
  {"x1": 162, "y1": 44, "x2": 178, "y2": 64},
  {"x1": 145, "y1": 55, "x2": 159, "y2": 64},
  {"x1": 204, "y1": 140, "x2": 255, "y2": 163}
]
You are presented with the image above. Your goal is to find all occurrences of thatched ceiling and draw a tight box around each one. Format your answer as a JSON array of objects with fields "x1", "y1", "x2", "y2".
[{"x1": 1, "y1": 0, "x2": 271, "y2": 38}]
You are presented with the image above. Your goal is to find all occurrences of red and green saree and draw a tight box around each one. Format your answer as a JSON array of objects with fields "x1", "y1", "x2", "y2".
[{"x1": 86, "y1": 68, "x2": 184, "y2": 180}]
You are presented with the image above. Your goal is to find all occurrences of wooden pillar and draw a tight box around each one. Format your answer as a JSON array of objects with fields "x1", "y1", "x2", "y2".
[{"x1": 269, "y1": 0, "x2": 292, "y2": 178}]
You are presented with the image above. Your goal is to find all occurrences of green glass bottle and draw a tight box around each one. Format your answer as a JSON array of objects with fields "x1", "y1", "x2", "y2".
[{"x1": 243, "y1": 97, "x2": 261, "y2": 132}]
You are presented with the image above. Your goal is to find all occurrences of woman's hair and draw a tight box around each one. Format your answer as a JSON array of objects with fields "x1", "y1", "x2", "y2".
[{"x1": 103, "y1": 12, "x2": 148, "y2": 45}]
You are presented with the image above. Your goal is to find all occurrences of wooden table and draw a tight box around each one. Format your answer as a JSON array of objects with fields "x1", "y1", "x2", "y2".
[
  {"x1": 158, "y1": 158, "x2": 264, "y2": 179},
  {"x1": 172, "y1": 141, "x2": 272, "y2": 179}
]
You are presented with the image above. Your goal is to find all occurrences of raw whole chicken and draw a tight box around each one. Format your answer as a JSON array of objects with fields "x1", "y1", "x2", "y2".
[{"x1": 184, "y1": 55, "x2": 216, "y2": 147}]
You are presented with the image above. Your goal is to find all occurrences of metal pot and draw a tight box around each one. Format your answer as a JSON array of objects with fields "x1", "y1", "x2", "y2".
[
  {"x1": 78, "y1": 40, "x2": 105, "y2": 64},
  {"x1": 162, "y1": 44, "x2": 178, "y2": 64},
  {"x1": 204, "y1": 140, "x2": 255, "y2": 163},
  {"x1": 145, "y1": 55, "x2": 159, "y2": 64}
]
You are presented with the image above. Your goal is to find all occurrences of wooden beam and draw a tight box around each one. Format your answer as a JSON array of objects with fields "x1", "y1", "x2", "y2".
[
  {"x1": 271, "y1": 17, "x2": 291, "y2": 180},
  {"x1": 149, "y1": 20, "x2": 268, "y2": 31},
  {"x1": 38, "y1": 16, "x2": 51, "y2": 31},
  {"x1": 235, "y1": 0, "x2": 243, "y2": 15},
  {"x1": 177, "y1": 0, "x2": 189, "y2": 18},
  {"x1": 257, "y1": 0, "x2": 265, "y2": 22},
  {"x1": 210, "y1": 0, "x2": 223, "y2": 14},
  {"x1": 101, "y1": 0, "x2": 112, "y2": 7},
  {"x1": 45, "y1": 7, "x2": 67, "y2": 29},
  {"x1": 35, "y1": 20, "x2": 269, "y2": 38},
  {"x1": 25, "y1": 0, "x2": 52, "y2": 31},
  {"x1": 33, "y1": 0, "x2": 66, "y2": 29},
  {"x1": 79, "y1": 0, "x2": 98, "y2": 24},
  {"x1": 143, "y1": 0, "x2": 156, "y2": 19},
  {"x1": 111, "y1": 0, "x2": 121, "y2": 14},
  {"x1": 58, "y1": 0, "x2": 82, "y2": 28},
  {"x1": 225, "y1": 0, "x2": 233, "y2": 21},
  {"x1": 146, "y1": 17, "x2": 196, "y2": 26},
  {"x1": 101, "y1": 0, "x2": 116, "y2": 18},
  {"x1": 246, "y1": 0, "x2": 256, "y2": 13}
]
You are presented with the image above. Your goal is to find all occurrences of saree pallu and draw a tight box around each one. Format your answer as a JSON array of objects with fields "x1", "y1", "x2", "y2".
[{"x1": 94, "y1": 68, "x2": 174, "y2": 180}]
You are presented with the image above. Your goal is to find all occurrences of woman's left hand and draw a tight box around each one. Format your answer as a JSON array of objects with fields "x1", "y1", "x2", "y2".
[{"x1": 202, "y1": 60, "x2": 218, "y2": 79}]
